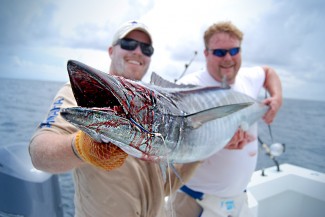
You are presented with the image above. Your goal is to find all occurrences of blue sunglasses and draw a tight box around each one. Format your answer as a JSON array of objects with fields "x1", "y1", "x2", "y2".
[{"x1": 209, "y1": 47, "x2": 240, "y2": 57}]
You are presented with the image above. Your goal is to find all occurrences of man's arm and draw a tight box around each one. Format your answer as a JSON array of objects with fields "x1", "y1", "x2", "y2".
[
  {"x1": 29, "y1": 132, "x2": 85, "y2": 173},
  {"x1": 29, "y1": 131, "x2": 128, "y2": 173},
  {"x1": 262, "y1": 66, "x2": 283, "y2": 124},
  {"x1": 224, "y1": 66, "x2": 283, "y2": 150}
]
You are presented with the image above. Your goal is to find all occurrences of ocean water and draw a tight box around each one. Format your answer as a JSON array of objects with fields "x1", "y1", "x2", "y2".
[{"x1": 0, "y1": 78, "x2": 324, "y2": 216}]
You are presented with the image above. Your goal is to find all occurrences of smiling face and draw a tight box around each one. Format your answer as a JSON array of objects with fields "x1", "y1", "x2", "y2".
[
  {"x1": 204, "y1": 32, "x2": 242, "y2": 84},
  {"x1": 108, "y1": 30, "x2": 152, "y2": 81}
]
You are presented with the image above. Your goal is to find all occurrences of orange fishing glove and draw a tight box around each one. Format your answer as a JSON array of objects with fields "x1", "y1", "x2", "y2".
[{"x1": 73, "y1": 131, "x2": 128, "y2": 170}]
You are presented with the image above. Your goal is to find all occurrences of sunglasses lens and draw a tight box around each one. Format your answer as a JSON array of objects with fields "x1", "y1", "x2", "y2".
[
  {"x1": 118, "y1": 39, "x2": 154, "y2": 57},
  {"x1": 120, "y1": 39, "x2": 138, "y2": 51},
  {"x1": 213, "y1": 49, "x2": 227, "y2": 57},
  {"x1": 229, "y1": 47, "x2": 240, "y2": 56},
  {"x1": 140, "y1": 44, "x2": 154, "y2": 57}
]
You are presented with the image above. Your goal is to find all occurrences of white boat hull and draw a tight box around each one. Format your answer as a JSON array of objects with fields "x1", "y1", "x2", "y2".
[{"x1": 247, "y1": 164, "x2": 325, "y2": 217}]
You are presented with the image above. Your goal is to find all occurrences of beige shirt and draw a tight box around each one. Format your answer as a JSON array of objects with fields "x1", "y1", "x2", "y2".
[{"x1": 31, "y1": 83, "x2": 199, "y2": 217}]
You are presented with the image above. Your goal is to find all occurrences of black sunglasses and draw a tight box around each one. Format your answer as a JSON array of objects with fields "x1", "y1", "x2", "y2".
[
  {"x1": 116, "y1": 38, "x2": 154, "y2": 57},
  {"x1": 209, "y1": 47, "x2": 240, "y2": 57}
]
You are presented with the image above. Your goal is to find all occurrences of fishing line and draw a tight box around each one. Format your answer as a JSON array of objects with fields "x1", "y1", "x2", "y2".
[
  {"x1": 129, "y1": 116, "x2": 175, "y2": 216},
  {"x1": 154, "y1": 132, "x2": 175, "y2": 217},
  {"x1": 174, "y1": 51, "x2": 198, "y2": 83}
]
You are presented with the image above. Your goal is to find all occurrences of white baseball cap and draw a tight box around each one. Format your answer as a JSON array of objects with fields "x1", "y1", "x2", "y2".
[{"x1": 111, "y1": 20, "x2": 153, "y2": 46}]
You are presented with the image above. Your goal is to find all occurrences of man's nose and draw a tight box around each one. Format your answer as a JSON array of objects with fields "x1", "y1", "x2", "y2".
[
  {"x1": 223, "y1": 52, "x2": 233, "y2": 60},
  {"x1": 133, "y1": 45, "x2": 142, "y2": 55}
]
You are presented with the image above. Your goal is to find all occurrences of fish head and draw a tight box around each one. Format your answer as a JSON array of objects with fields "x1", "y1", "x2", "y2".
[{"x1": 62, "y1": 60, "x2": 181, "y2": 161}]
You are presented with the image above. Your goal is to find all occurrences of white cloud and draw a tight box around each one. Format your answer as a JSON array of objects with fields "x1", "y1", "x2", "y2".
[{"x1": 0, "y1": 0, "x2": 324, "y2": 101}]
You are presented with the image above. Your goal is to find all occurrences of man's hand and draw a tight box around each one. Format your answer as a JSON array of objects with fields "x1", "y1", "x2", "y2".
[
  {"x1": 262, "y1": 96, "x2": 282, "y2": 124},
  {"x1": 224, "y1": 129, "x2": 255, "y2": 150},
  {"x1": 262, "y1": 66, "x2": 283, "y2": 124},
  {"x1": 73, "y1": 131, "x2": 128, "y2": 170}
]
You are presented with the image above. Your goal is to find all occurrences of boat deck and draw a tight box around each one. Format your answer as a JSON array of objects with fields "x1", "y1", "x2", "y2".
[{"x1": 247, "y1": 164, "x2": 325, "y2": 217}]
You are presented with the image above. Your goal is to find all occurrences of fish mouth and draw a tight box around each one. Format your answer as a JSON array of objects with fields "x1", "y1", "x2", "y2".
[
  {"x1": 63, "y1": 60, "x2": 157, "y2": 158},
  {"x1": 66, "y1": 60, "x2": 131, "y2": 116}
]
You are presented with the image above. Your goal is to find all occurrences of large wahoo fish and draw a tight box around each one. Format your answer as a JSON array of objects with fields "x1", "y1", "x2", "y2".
[{"x1": 61, "y1": 60, "x2": 268, "y2": 163}]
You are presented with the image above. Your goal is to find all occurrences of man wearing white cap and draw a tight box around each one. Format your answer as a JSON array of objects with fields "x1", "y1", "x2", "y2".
[{"x1": 29, "y1": 20, "x2": 197, "y2": 217}]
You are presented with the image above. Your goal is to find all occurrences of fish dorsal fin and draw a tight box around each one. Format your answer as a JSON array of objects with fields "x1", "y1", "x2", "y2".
[
  {"x1": 185, "y1": 102, "x2": 252, "y2": 129},
  {"x1": 150, "y1": 72, "x2": 196, "y2": 88}
]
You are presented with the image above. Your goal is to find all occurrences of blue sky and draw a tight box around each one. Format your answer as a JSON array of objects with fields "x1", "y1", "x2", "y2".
[{"x1": 0, "y1": 0, "x2": 324, "y2": 101}]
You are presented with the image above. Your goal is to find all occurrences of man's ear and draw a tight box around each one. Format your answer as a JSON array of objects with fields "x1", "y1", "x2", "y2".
[
  {"x1": 108, "y1": 46, "x2": 113, "y2": 57},
  {"x1": 204, "y1": 49, "x2": 209, "y2": 57}
]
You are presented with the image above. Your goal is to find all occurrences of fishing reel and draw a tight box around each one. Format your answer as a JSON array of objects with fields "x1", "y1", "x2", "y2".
[{"x1": 258, "y1": 125, "x2": 285, "y2": 175}]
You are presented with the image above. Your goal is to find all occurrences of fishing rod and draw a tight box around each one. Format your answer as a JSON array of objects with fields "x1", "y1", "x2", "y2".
[
  {"x1": 258, "y1": 89, "x2": 285, "y2": 176},
  {"x1": 174, "y1": 51, "x2": 198, "y2": 83}
]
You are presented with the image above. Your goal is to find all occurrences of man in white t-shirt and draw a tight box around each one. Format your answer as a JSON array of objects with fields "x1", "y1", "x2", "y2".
[{"x1": 172, "y1": 21, "x2": 283, "y2": 217}]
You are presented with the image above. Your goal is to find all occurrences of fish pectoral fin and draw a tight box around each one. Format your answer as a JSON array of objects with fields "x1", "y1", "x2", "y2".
[{"x1": 185, "y1": 102, "x2": 253, "y2": 129}]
